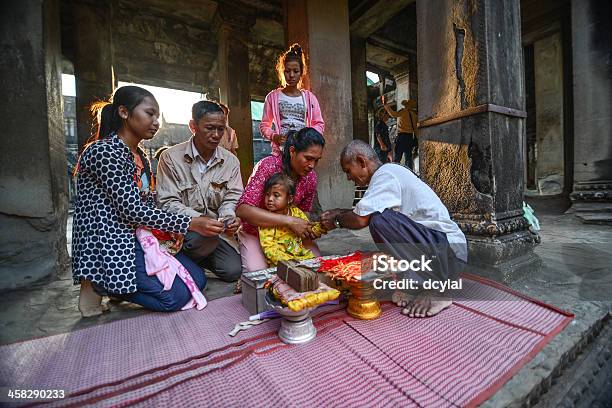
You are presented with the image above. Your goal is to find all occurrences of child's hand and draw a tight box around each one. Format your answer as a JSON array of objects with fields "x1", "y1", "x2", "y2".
[
  {"x1": 303, "y1": 223, "x2": 319, "y2": 240},
  {"x1": 310, "y1": 222, "x2": 327, "y2": 239}
]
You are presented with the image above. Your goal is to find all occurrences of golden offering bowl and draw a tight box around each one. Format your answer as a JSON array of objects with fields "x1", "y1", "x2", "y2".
[{"x1": 346, "y1": 279, "x2": 381, "y2": 320}]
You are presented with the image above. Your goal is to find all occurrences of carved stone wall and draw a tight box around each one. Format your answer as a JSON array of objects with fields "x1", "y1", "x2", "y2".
[
  {"x1": 417, "y1": 0, "x2": 538, "y2": 280},
  {"x1": 112, "y1": 0, "x2": 219, "y2": 95},
  {"x1": 0, "y1": 0, "x2": 69, "y2": 289}
]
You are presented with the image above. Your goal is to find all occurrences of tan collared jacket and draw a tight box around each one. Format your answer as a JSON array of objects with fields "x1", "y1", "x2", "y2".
[{"x1": 156, "y1": 137, "x2": 243, "y2": 220}]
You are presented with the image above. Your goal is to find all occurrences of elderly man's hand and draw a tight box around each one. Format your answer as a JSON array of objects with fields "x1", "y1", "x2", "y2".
[
  {"x1": 320, "y1": 216, "x2": 334, "y2": 231},
  {"x1": 321, "y1": 209, "x2": 343, "y2": 230}
]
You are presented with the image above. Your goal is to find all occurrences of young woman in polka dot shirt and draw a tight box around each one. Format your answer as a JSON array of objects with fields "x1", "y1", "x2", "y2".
[{"x1": 72, "y1": 86, "x2": 215, "y2": 317}]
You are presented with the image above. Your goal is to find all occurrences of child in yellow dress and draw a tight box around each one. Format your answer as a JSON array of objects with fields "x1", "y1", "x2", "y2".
[{"x1": 258, "y1": 173, "x2": 326, "y2": 266}]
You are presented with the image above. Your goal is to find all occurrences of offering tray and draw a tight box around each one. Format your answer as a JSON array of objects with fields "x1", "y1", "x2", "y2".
[
  {"x1": 317, "y1": 252, "x2": 383, "y2": 320},
  {"x1": 265, "y1": 293, "x2": 317, "y2": 345},
  {"x1": 345, "y1": 276, "x2": 382, "y2": 320}
]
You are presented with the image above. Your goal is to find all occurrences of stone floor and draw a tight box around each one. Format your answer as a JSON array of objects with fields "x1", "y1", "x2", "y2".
[{"x1": 0, "y1": 196, "x2": 611, "y2": 405}]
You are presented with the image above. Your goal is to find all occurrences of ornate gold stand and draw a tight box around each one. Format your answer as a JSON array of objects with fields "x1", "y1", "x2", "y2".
[{"x1": 346, "y1": 279, "x2": 381, "y2": 320}]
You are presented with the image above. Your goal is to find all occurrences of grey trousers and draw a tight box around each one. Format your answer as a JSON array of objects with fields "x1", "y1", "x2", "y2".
[{"x1": 181, "y1": 232, "x2": 242, "y2": 282}]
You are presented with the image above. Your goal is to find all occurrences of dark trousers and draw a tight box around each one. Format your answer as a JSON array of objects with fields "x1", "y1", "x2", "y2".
[
  {"x1": 120, "y1": 239, "x2": 207, "y2": 312},
  {"x1": 181, "y1": 232, "x2": 242, "y2": 282},
  {"x1": 369, "y1": 209, "x2": 464, "y2": 283},
  {"x1": 394, "y1": 132, "x2": 417, "y2": 169}
]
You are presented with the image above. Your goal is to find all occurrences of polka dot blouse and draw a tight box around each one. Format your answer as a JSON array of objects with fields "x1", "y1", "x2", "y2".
[{"x1": 71, "y1": 135, "x2": 191, "y2": 294}]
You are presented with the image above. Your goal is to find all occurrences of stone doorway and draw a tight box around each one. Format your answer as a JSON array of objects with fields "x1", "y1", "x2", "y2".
[
  {"x1": 523, "y1": 33, "x2": 568, "y2": 196},
  {"x1": 521, "y1": 0, "x2": 575, "y2": 198}
]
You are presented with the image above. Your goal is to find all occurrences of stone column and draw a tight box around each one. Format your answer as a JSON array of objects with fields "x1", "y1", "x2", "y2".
[
  {"x1": 214, "y1": 4, "x2": 255, "y2": 186},
  {"x1": 285, "y1": 0, "x2": 355, "y2": 209},
  {"x1": 417, "y1": 0, "x2": 538, "y2": 280},
  {"x1": 351, "y1": 35, "x2": 369, "y2": 143},
  {"x1": 73, "y1": 0, "x2": 114, "y2": 150},
  {"x1": 569, "y1": 0, "x2": 612, "y2": 224},
  {"x1": 0, "y1": 0, "x2": 69, "y2": 289},
  {"x1": 533, "y1": 33, "x2": 564, "y2": 195}
]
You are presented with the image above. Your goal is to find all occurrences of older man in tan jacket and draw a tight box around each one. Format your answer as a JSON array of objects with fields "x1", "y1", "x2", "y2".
[{"x1": 156, "y1": 101, "x2": 243, "y2": 282}]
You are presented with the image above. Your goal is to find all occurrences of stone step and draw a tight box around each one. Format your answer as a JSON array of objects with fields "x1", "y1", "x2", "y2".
[
  {"x1": 482, "y1": 296, "x2": 611, "y2": 407},
  {"x1": 575, "y1": 213, "x2": 612, "y2": 225},
  {"x1": 534, "y1": 315, "x2": 612, "y2": 407},
  {"x1": 569, "y1": 202, "x2": 612, "y2": 213},
  {"x1": 571, "y1": 190, "x2": 612, "y2": 201}
]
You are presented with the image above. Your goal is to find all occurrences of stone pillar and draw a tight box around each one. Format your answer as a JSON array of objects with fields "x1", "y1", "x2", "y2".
[
  {"x1": 351, "y1": 35, "x2": 369, "y2": 143},
  {"x1": 569, "y1": 0, "x2": 612, "y2": 224},
  {"x1": 533, "y1": 33, "x2": 564, "y2": 195},
  {"x1": 417, "y1": 0, "x2": 538, "y2": 280},
  {"x1": 0, "y1": 0, "x2": 69, "y2": 289},
  {"x1": 214, "y1": 4, "x2": 255, "y2": 186},
  {"x1": 285, "y1": 0, "x2": 355, "y2": 209},
  {"x1": 73, "y1": 0, "x2": 114, "y2": 150}
]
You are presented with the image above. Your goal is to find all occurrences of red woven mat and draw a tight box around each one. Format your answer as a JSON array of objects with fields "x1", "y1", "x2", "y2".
[{"x1": 0, "y1": 274, "x2": 572, "y2": 407}]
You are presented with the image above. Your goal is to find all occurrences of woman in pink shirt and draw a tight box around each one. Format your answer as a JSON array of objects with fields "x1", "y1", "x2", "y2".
[
  {"x1": 236, "y1": 127, "x2": 325, "y2": 272},
  {"x1": 260, "y1": 43, "x2": 325, "y2": 156}
]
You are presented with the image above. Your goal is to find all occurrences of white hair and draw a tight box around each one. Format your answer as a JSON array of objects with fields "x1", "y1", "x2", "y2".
[{"x1": 340, "y1": 140, "x2": 380, "y2": 163}]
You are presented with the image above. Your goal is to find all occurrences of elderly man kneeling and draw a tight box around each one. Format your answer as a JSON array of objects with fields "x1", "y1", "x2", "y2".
[{"x1": 321, "y1": 140, "x2": 467, "y2": 317}]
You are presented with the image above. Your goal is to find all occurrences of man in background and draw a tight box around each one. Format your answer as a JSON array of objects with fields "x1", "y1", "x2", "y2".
[
  {"x1": 382, "y1": 96, "x2": 418, "y2": 170},
  {"x1": 219, "y1": 103, "x2": 239, "y2": 156},
  {"x1": 374, "y1": 108, "x2": 393, "y2": 163}
]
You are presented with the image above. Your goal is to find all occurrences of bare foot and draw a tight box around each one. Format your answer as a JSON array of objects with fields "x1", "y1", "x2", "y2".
[
  {"x1": 78, "y1": 280, "x2": 109, "y2": 317},
  {"x1": 401, "y1": 294, "x2": 452, "y2": 318},
  {"x1": 392, "y1": 290, "x2": 411, "y2": 308},
  {"x1": 78, "y1": 301, "x2": 104, "y2": 318}
]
